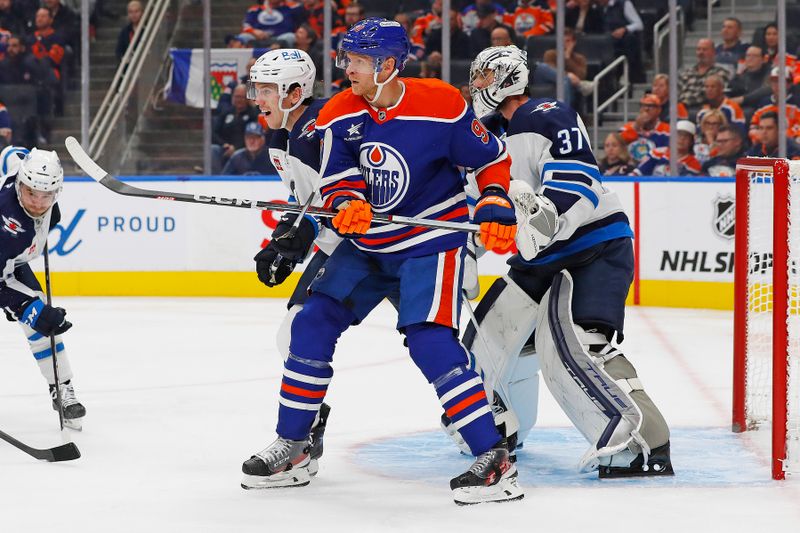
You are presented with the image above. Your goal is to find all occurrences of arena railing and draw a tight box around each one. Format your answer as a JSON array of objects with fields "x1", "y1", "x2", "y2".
[{"x1": 591, "y1": 56, "x2": 629, "y2": 151}]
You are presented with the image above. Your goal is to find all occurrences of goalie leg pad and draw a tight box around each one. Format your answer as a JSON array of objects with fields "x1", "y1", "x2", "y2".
[
  {"x1": 462, "y1": 276, "x2": 540, "y2": 444},
  {"x1": 536, "y1": 271, "x2": 652, "y2": 472}
]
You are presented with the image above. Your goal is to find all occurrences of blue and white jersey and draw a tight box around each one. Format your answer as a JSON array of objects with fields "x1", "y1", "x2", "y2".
[
  {"x1": 0, "y1": 147, "x2": 58, "y2": 312},
  {"x1": 503, "y1": 98, "x2": 633, "y2": 265},
  {"x1": 268, "y1": 99, "x2": 340, "y2": 257}
]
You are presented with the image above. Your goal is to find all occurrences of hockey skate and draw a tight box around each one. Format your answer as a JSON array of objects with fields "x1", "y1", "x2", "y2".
[
  {"x1": 450, "y1": 440, "x2": 524, "y2": 506},
  {"x1": 307, "y1": 402, "x2": 331, "y2": 476},
  {"x1": 598, "y1": 441, "x2": 674, "y2": 479},
  {"x1": 241, "y1": 437, "x2": 313, "y2": 489},
  {"x1": 50, "y1": 380, "x2": 86, "y2": 431}
]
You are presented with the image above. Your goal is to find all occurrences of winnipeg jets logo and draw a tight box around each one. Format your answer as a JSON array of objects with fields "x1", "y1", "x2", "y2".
[
  {"x1": 532, "y1": 101, "x2": 558, "y2": 113},
  {"x1": 299, "y1": 118, "x2": 316, "y2": 139},
  {"x1": 358, "y1": 143, "x2": 410, "y2": 212},
  {"x1": 1, "y1": 215, "x2": 25, "y2": 236}
]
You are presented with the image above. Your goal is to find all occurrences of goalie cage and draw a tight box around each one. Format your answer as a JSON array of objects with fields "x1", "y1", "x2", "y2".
[{"x1": 734, "y1": 157, "x2": 800, "y2": 480}]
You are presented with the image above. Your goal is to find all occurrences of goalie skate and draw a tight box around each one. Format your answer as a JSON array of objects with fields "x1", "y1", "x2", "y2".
[
  {"x1": 241, "y1": 437, "x2": 313, "y2": 489},
  {"x1": 450, "y1": 441, "x2": 524, "y2": 505},
  {"x1": 50, "y1": 381, "x2": 86, "y2": 431}
]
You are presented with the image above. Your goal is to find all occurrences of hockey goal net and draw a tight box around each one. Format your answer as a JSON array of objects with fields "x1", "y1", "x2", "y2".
[{"x1": 734, "y1": 157, "x2": 800, "y2": 480}]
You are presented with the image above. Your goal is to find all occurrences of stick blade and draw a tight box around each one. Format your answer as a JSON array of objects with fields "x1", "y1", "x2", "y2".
[
  {"x1": 64, "y1": 136, "x2": 109, "y2": 182},
  {"x1": 48, "y1": 442, "x2": 81, "y2": 462}
]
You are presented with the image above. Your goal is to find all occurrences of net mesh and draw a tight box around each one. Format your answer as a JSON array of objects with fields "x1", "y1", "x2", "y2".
[{"x1": 743, "y1": 160, "x2": 800, "y2": 476}]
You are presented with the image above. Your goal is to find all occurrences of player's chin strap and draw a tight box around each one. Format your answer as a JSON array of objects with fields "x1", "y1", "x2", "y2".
[
  {"x1": 367, "y1": 68, "x2": 400, "y2": 104},
  {"x1": 278, "y1": 95, "x2": 304, "y2": 130}
]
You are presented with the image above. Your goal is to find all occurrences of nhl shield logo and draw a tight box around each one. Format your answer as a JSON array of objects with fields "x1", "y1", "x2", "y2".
[{"x1": 712, "y1": 195, "x2": 735, "y2": 240}]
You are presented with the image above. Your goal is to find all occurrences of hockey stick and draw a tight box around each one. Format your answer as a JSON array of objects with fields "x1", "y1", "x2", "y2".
[
  {"x1": 65, "y1": 136, "x2": 480, "y2": 234},
  {"x1": 43, "y1": 242, "x2": 65, "y2": 432},
  {"x1": 0, "y1": 428, "x2": 80, "y2": 462}
]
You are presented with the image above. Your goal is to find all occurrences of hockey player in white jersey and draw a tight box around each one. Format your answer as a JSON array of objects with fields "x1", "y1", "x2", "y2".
[
  {"x1": 0, "y1": 146, "x2": 86, "y2": 430},
  {"x1": 456, "y1": 45, "x2": 673, "y2": 477},
  {"x1": 243, "y1": 48, "x2": 339, "y2": 485}
]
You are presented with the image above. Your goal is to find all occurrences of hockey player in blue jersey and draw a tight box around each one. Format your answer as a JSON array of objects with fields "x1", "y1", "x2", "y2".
[
  {"x1": 0, "y1": 146, "x2": 86, "y2": 430},
  {"x1": 245, "y1": 48, "x2": 339, "y2": 481},
  {"x1": 241, "y1": 19, "x2": 523, "y2": 505},
  {"x1": 458, "y1": 45, "x2": 673, "y2": 478}
]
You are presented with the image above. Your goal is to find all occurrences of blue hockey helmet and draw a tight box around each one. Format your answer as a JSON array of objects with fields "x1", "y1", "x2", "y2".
[{"x1": 336, "y1": 17, "x2": 410, "y2": 73}]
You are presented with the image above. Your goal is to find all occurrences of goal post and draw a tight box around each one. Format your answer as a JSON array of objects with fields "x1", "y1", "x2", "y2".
[{"x1": 733, "y1": 157, "x2": 800, "y2": 480}]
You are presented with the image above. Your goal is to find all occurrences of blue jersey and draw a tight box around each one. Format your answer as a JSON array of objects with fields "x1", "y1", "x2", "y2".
[
  {"x1": 503, "y1": 98, "x2": 633, "y2": 265},
  {"x1": 269, "y1": 98, "x2": 340, "y2": 256},
  {"x1": 0, "y1": 166, "x2": 59, "y2": 313},
  {"x1": 315, "y1": 77, "x2": 510, "y2": 258}
]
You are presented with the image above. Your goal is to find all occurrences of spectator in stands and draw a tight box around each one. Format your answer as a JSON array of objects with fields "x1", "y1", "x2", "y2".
[
  {"x1": 468, "y1": 4, "x2": 514, "y2": 56},
  {"x1": 715, "y1": 17, "x2": 748, "y2": 72},
  {"x1": 543, "y1": 27, "x2": 591, "y2": 98},
  {"x1": 565, "y1": 0, "x2": 603, "y2": 35},
  {"x1": 599, "y1": 132, "x2": 635, "y2": 176},
  {"x1": 43, "y1": 0, "x2": 77, "y2": 50},
  {"x1": 0, "y1": 25, "x2": 10, "y2": 60},
  {"x1": 746, "y1": 111, "x2": 800, "y2": 159},
  {"x1": 728, "y1": 45, "x2": 771, "y2": 109},
  {"x1": 0, "y1": 34, "x2": 41, "y2": 83},
  {"x1": 115, "y1": 0, "x2": 142, "y2": 62},
  {"x1": 756, "y1": 23, "x2": 800, "y2": 83},
  {"x1": 694, "y1": 109, "x2": 728, "y2": 164},
  {"x1": 503, "y1": 0, "x2": 553, "y2": 38},
  {"x1": 696, "y1": 74, "x2": 745, "y2": 132},
  {"x1": 634, "y1": 121, "x2": 701, "y2": 176},
  {"x1": 332, "y1": 3, "x2": 364, "y2": 56},
  {"x1": 490, "y1": 25, "x2": 514, "y2": 47},
  {"x1": 212, "y1": 84, "x2": 260, "y2": 173},
  {"x1": 0, "y1": 33, "x2": 53, "y2": 143},
  {"x1": 701, "y1": 125, "x2": 746, "y2": 176},
  {"x1": 619, "y1": 94, "x2": 670, "y2": 164},
  {"x1": 223, "y1": 121, "x2": 276, "y2": 175},
  {"x1": 301, "y1": 0, "x2": 328, "y2": 38},
  {"x1": 0, "y1": 100, "x2": 11, "y2": 147},
  {"x1": 294, "y1": 23, "x2": 322, "y2": 77},
  {"x1": 749, "y1": 66, "x2": 800, "y2": 145},
  {"x1": 422, "y1": 8, "x2": 471, "y2": 60},
  {"x1": 678, "y1": 38, "x2": 731, "y2": 108},
  {"x1": 27, "y1": 6, "x2": 65, "y2": 118},
  {"x1": 0, "y1": 0, "x2": 27, "y2": 36},
  {"x1": 594, "y1": 0, "x2": 645, "y2": 83},
  {"x1": 411, "y1": 0, "x2": 443, "y2": 58},
  {"x1": 240, "y1": 0, "x2": 304, "y2": 47},
  {"x1": 462, "y1": 0, "x2": 506, "y2": 35},
  {"x1": 420, "y1": 51, "x2": 442, "y2": 79},
  {"x1": 650, "y1": 74, "x2": 688, "y2": 123}
]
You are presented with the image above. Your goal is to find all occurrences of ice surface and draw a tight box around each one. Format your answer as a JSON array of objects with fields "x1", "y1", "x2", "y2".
[{"x1": 1, "y1": 299, "x2": 798, "y2": 532}]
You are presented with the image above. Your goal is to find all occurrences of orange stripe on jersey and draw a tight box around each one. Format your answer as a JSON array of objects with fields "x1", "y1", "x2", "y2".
[
  {"x1": 358, "y1": 207, "x2": 469, "y2": 246},
  {"x1": 433, "y1": 248, "x2": 458, "y2": 326},
  {"x1": 281, "y1": 382, "x2": 326, "y2": 399},
  {"x1": 445, "y1": 390, "x2": 486, "y2": 418},
  {"x1": 476, "y1": 155, "x2": 511, "y2": 192},
  {"x1": 317, "y1": 89, "x2": 369, "y2": 128}
]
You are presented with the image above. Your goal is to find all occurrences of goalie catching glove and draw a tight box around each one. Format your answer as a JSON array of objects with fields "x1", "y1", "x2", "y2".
[
  {"x1": 473, "y1": 186, "x2": 517, "y2": 253},
  {"x1": 508, "y1": 180, "x2": 559, "y2": 261}
]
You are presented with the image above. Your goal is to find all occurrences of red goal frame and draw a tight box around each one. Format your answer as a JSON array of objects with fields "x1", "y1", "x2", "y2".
[{"x1": 733, "y1": 157, "x2": 791, "y2": 480}]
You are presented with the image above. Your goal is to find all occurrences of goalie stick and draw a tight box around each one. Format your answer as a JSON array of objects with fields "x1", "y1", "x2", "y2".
[
  {"x1": 0, "y1": 429, "x2": 81, "y2": 462},
  {"x1": 64, "y1": 136, "x2": 480, "y2": 234}
]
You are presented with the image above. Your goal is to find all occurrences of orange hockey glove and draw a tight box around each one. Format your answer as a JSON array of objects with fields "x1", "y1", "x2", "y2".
[
  {"x1": 474, "y1": 187, "x2": 517, "y2": 253},
  {"x1": 331, "y1": 199, "x2": 372, "y2": 237}
]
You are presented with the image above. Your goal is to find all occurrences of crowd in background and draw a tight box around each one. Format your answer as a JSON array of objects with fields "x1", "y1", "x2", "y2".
[{"x1": 2, "y1": 1, "x2": 799, "y2": 177}]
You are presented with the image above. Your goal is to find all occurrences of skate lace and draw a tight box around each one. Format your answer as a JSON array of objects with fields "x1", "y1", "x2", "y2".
[
  {"x1": 469, "y1": 450, "x2": 496, "y2": 476},
  {"x1": 52, "y1": 383, "x2": 79, "y2": 407},
  {"x1": 256, "y1": 438, "x2": 293, "y2": 465}
]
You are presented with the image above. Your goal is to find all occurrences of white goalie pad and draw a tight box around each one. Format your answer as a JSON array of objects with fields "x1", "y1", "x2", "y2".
[
  {"x1": 463, "y1": 275, "x2": 541, "y2": 443},
  {"x1": 509, "y1": 180, "x2": 559, "y2": 261},
  {"x1": 536, "y1": 271, "x2": 648, "y2": 472}
]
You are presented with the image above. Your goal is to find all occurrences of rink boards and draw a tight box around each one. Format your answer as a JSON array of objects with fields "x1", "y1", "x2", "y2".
[{"x1": 31, "y1": 175, "x2": 737, "y2": 309}]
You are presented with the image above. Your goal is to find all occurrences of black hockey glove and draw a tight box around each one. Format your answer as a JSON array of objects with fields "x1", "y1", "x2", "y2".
[
  {"x1": 16, "y1": 298, "x2": 72, "y2": 336},
  {"x1": 254, "y1": 245, "x2": 297, "y2": 287},
  {"x1": 270, "y1": 213, "x2": 317, "y2": 262}
]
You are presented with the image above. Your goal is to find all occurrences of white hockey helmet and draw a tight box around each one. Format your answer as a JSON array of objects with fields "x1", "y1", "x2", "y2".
[
  {"x1": 15, "y1": 148, "x2": 63, "y2": 216},
  {"x1": 469, "y1": 45, "x2": 530, "y2": 119},
  {"x1": 248, "y1": 49, "x2": 315, "y2": 128}
]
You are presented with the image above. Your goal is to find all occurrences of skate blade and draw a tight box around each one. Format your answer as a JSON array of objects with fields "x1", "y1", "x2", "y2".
[
  {"x1": 599, "y1": 461, "x2": 674, "y2": 479},
  {"x1": 452, "y1": 476, "x2": 525, "y2": 506},
  {"x1": 63, "y1": 418, "x2": 83, "y2": 431},
  {"x1": 240, "y1": 468, "x2": 312, "y2": 490}
]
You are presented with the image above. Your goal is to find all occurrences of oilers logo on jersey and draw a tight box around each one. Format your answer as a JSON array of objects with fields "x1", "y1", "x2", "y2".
[{"x1": 358, "y1": 143, "x2": 410, "y2": 212}]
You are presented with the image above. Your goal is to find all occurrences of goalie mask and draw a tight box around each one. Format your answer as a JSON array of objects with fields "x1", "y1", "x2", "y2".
[{"x1": 469, "y1": 45, "x2": 529, "y2": 119}]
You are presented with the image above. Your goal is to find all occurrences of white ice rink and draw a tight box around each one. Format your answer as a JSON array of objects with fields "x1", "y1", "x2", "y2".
[{"x1": 1, "y1": 297, "x2": 798, "y2": 533}]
